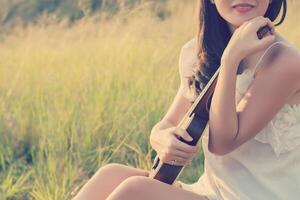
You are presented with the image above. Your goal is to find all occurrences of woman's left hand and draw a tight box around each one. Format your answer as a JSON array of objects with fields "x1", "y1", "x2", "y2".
[{"x1": 221, "y1": 16, "x2": 276, "y2": 67}]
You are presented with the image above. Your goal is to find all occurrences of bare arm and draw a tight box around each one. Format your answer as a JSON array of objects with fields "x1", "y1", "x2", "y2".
[
  {"x1": 151, "y1": 89, "x2": 192, "y2": 134},
  {"x1": 208, "y1": 48, "x2": 300, "y2": 155},
  {"x1": 207, "y1": 56, "x2": 240, "y2": 155},
  {"x1": 151, "y1": 40, "x2": 197, "y2": 134},
  {"x1": 149, "y1": 41, "x2": 199, "y2": 166}
]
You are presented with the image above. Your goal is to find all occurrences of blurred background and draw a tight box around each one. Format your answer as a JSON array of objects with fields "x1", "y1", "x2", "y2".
[{"x1": 0, "y1": 0, "x2": 299, "y2": 199}]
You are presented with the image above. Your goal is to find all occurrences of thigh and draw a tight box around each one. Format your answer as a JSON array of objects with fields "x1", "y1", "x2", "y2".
[
  {"x1": 72, "y1": 163, "x2": 149, "y2": 200},
  {"x1": 107, "y1": 176, "x2": 209, "y2": 200}
]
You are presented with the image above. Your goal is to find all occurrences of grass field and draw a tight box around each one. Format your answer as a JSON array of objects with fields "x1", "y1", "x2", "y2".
[{"x1": 0, "y1": 1, "x2": 299, "y2": 199}]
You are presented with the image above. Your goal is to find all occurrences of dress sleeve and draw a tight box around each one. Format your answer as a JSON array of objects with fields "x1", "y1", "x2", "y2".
[
  {"x1": 254, "y1": 104, "x2": 300, "y2": 157},
  {"x1": 178, "y1": 38, "x2": 197, "y2": 102}
]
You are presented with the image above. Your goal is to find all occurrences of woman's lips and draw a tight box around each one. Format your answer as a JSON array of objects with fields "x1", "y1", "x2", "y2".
[{"x1": 233, "y1": 5, "x2": 254, "y2": 13}]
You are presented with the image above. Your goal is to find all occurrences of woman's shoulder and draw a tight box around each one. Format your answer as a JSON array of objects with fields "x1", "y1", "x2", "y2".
[
  {"x1": 257, "y1": 35, "x2": 300, "y2": 77},
  {"x1": 253, "y1": 36, "x2": 300, "y2": 102},
  {"x1": 179, "y1": 37, "x2": 198, "y2": 77},
  {"x1": 273, "y1": 39, "x2": 300, "y2": 76},
  {"x1": 179, "y1": 37, "x2": 198, "y2": 65},
  {"x1": 181, "y1": 37, "x2": 197, "y2": 51},
  {"x1": 178, "y1": 37, "x2": 198, "y2": 101},
  {"x1": 271, "y1": 34, "x2": 300, "y2": 63},
  {"x1": 278, "y1": 40, "x2": 300, "y2": 94}
]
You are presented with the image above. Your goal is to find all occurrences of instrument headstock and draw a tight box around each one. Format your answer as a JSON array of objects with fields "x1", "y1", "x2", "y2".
[{"x1": 257, "y1": 25, "x2": 272, "y2": 40}]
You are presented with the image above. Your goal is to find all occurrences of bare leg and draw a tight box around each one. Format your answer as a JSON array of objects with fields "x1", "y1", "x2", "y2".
[
  {"x1": 106, "y1": 176, "x2": 209, "y2": 200},
  {"x1": 72, "y1": 163, "x2": 150, "y2": 200},
  {"x1": 72, "y1": 163, "x2": 208, "y2": 200}
]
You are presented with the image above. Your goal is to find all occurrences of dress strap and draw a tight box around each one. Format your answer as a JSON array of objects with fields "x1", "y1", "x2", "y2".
[{"x1": 252, "y1": 41, "x2": 287, "y2": 77}]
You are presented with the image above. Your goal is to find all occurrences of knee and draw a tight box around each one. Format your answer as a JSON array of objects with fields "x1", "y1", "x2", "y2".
[
  {"x1": 121, "y1": 176, "x2": 150, "y2": 190},
  {"x1": 98, "y1": 163, "x2": 149, "y2": 177},
  {"x1": 96, "y1": 163, "x2": 124, "y2": 175},
  {"x1": 108, "y1": 176, "x2": 150, "y2": 199}
]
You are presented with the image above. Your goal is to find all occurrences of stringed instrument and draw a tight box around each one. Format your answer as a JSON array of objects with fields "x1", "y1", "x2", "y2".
[{"x1": 149, "y1": 25, "x2": 272, "y2": 185}]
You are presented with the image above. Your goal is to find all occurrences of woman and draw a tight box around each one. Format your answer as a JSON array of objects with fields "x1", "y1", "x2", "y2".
[{"x1": 72, "y1": 0, "x2": 300, "y2": 199}]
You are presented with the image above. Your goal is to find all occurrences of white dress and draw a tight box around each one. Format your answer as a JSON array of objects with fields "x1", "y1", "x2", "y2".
[{"x1": 177, "y1": 38, "x2": 300, "y2": 200}]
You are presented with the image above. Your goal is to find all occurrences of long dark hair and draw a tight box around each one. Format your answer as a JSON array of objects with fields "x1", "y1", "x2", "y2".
[{"x1": 188, "y1": 0, "x2": 287, "y2": 102}]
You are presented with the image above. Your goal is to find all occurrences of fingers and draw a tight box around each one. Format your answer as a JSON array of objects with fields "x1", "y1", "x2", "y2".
[
  {"x1": 164, "y1": 141, "x2": 197, "y2": 159},
  {"x1": 172, "y1": 149, "x2": 195, "y2": 160},
  {"x1": 158, "y1": 139, "x2": 198, "y2": 165},
  {"x1": 253, "y1": 18, "x2": 276, "y2": 47},
  {"x1": 162, "y1": 154, "x2": 192, "y2": 166},
  {"x1": 255, "y1": 34, "x2": 276, "y2": 50},
  {"x1": 158, "y1": 150, "x2": 191, "y2": 166},
  {"x1": 173, "y1": 127, "x2": 193, "y2": 142},
  {"x1": 249, "y1": 16, "x2": 275, "y2": 34},
  {"x1": 266, "y1": 18, "x2": 275, "y2": 34},
  {"x1": 171, "y1": 159, "x2": 191, "y2": 166},
  {"x1": 245, "y1": 17, "x2": 276, "y2": 47},
  {"x1": 173, "y1": 137, "x2": 198, "y2": 153},
  {"x1": 156, "y1": 126, "x2": 199, "y2": 166},
  {"x1": 257, "y1": 18, "x2": 274, "y2": 33},
  {"x1": 166, "y1": 131, "x2": 198, "y2": 155},
  {"x1": 170, "y1": 156, "x2": 191, "y2": 166}
]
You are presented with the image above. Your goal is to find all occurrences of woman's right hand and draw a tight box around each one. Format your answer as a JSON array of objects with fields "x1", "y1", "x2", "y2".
[
  {"x1": 221, "y1": 16, "x2": 276, "y2": 67},
  {"x1": 149, "y1": 126, "x2": 199, "y2": 166}
]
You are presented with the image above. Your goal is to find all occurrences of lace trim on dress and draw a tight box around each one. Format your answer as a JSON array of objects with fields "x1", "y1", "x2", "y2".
[
  {"x1": 235, "y1": 66, "x2": 300, "y2": 157},
  {"x1": 254, "y1": 104, "x2": 300, "y2": 157}
]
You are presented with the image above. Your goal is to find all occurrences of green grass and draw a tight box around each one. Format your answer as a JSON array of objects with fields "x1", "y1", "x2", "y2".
[{"x1": 0, "y1": 1, "x2": 299, "y2": 199}]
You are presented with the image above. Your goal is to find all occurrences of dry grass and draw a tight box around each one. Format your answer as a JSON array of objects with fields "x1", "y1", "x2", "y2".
[{"x1": 0, "y1": 0, "x2": 299, "y2": 199}]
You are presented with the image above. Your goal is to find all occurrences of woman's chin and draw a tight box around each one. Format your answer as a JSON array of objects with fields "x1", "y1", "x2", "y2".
[
  {"x1": 229, "y1": 17, "x2": 257, "y2": 27},
  {"x1": 228, "y1": 12, "x2": 266, "y2": 27}
]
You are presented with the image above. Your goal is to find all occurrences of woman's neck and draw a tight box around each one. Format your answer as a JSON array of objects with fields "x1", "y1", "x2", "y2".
[{"x1": 228, "y1": 23, "x2": 237, "y2": 34}]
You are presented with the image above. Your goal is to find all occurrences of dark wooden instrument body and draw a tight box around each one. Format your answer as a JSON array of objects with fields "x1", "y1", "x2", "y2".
[{"x1": 149, "y1": 25, "x2": 272, "y2": 185}]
